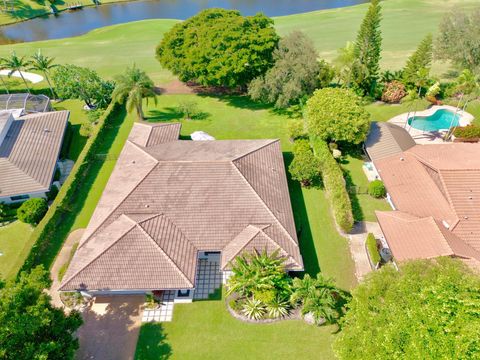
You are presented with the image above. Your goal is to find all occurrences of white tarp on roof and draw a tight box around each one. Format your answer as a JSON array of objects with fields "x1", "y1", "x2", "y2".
[{"x1": 190, "y1": 131, "x2": 215, "y2": 141}]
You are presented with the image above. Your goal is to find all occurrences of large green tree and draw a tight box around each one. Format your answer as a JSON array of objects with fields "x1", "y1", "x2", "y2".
[
  {"x1": 52, "y1": 64, "x2": 114, "y2": 109},
  {"x1": 288, "y1": 139, "x2": 320, "y2": 187},
  {"x1": 248, "y1": 31, "x2": 333, "y2": 108},
  {"x1": 351, "y1": 0, "x2": 382, "y2": 95},
  {"x1": 334, "y1": 258, "x2": 480, "y2": 359},
  {"x1": 112, "y1": 65, "x2": 157, "y2": 120},
  {"x1": 156, "y1": 9, "x2": 279, "y2": 88},
  {"x1": 403, "y1": 34, "x2": 433, "y2": 90},
  {"x1": 0, "y1": 266, "x2": 82, "y2": 360},
  {"x1": 435, "y1": 9, "x2": 480, "y2": 73},
  {"x1": 306, "y1": 88, "x2": 370, "y2": 144}
]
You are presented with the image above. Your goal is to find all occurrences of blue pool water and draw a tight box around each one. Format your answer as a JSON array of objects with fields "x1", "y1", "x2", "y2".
[{"x1": 408, "y1": 109, "x2": 460, "y2": 131}]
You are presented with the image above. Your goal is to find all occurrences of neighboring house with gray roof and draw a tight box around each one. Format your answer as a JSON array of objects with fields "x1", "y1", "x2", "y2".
[
  {"x1": 0, "y1": 109, "x2": 69, "y2": 204},
  {"x1": 60, "y1": 122, "x2": 303, "y2": 299}
]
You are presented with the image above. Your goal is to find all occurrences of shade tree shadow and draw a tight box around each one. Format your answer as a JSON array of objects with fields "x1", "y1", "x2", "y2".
[
  {"x1": 146, "y1": 108, "x2": 211, "y2": 123},
  {"x1": 135, "y1": 323, "x2": 172, "y2": 360}
]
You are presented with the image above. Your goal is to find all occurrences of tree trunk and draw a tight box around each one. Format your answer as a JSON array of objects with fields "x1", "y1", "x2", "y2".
[
  {"x1": 137, "y1": 103, "x2": 144, "y2": 121},
  {"x1": 44, "y1": 72, "x2": 55, "y2": 99},
  {"x1": 18, "y1": 71, "x2": 30, "y2": 93}
]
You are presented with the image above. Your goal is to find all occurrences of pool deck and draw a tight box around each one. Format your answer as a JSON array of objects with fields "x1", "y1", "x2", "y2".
[{"x1": 388, "y1": 105, "x2": 474, "y2": 144}]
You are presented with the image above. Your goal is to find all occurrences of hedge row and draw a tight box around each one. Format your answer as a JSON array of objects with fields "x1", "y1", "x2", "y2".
[
  {"x1": 310, "y1": 138, "x2": 354, "y2": 233},
  {"x1": 19, "y1": 101, "x2": 122, "y2": 275},
  {"x1": 366, "y1": 233, "x2": 381, "y2": 266}
]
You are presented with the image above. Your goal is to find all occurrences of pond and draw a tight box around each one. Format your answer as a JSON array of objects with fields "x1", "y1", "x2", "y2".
[{"x1": 0, "y1": 0, "x2": 368, "y2": 44}]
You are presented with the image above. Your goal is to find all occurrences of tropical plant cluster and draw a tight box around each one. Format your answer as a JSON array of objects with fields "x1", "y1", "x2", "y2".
[
  {"x1": 453, "y1": 124, "x2": 480, "y2": 141},
  {"x1": 310, "y1": 138, "x2": 354, "y2": 232},
  {"x1": 334, "y1": 258, "x2": 480, "y2": 359},
  {"x1": 227, "y1": 250, "x2": 347, "y2": 324}
]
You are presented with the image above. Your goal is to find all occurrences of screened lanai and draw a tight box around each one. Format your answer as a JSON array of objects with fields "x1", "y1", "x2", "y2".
[{"x1": 0, "y1": 93, "x2": 52, "y2": 113}]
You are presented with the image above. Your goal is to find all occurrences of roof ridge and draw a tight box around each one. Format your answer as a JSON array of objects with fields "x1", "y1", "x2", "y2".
[
  {"x1": 231, "y1": 139, "x2": 279, "y2": 162},
  {"x1": 128, "y1": 140, "x2": 160, "y2": 162},
  {"x1": 436, "y1": 170, "x2": 461, "y2": 223},
  {"x1": 81, "y1": 158, "x2": 160, "y2": 245},
  {"x1": 61, "y1": 216, "x2": 137, "y2": 288},
  {"x1": 223, "y1": 225, "x2": 262, "y2": 264},
  {"x1": 427, "y1": 217, "x2": 455, "y2": 254},
  {"x1": 230, "y1": 161, "x2": 299, "y2": 249},
  {"x1": 135, "y1": 221, "x2": 194, "y2": 287}
]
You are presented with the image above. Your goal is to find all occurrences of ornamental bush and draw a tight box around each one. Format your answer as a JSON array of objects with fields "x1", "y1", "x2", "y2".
[
  {"x1": 311, "y1": 138, "x2": 353, "y2": 232},
  {"x1": 306, "y1": 88, "x2": 370, "y2": 145},
  {"x1": 453, "y1": 125, "x2": 480, "y2": 141},
  {"x1": 17, "y1": 198, "x2": 48, "y2": 225},
  {"x1": 366, "y1": 233, "x2": 380, "y2": 266},
  {"x1": 368, "y1": 180, "x2": 386, "y2": 198},
  {"x1": 156, "y1": 9, "x2": 279, "y2": 88},
  {"x1": 381, "y1": 81, "x2": 406, "y2": 103},
  {"x1": 288, "y1": 140, "x2": 320, "y2": 187}
]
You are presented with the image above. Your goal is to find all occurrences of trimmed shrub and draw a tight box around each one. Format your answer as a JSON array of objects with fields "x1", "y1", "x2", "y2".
[
  {"x1": 366, "y1": 233, "x2": 381, "y2": 266},
  {"x1": 453, "y1": 125, "x2": 480, "y2": 141},
  {"x1": 289, "y1": 140, "x2": 321, "y2": 187},
  {"x1": 381, "y1": 81, "x2": 406, "y2": 103},
  {"x1": 79, "y1": 122, "x2": 93, "y2": 137},
  {"x1": 46, "y1": 184, "x2": 59, "y2": 202},
  {"x1": 310, "y1": 138, "x2": 353, "y2": 232},
  {"x1": 368, "y1": 180, "x2": 386, "y2": 198},
  {"x1": 53, "y1": 168, "x2": 61, "y2": 182},
  {"x1": 287, "y1": 119, "x2": 307, "y2": 141},
  {"x1": 17, "y1": 198, "x2": 48, "y2": 225}
]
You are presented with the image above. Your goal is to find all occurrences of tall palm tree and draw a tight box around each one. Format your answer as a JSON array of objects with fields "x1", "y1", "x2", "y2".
[
  {"x1": 111, "y1": 65, "x2": 157, "y2": 120},
  {"x1": 29, "y1": 50, "x2": 57, "y2": 99},
  {"x1": 0, "y1": 51, "x2": 31, "y2": 93}
]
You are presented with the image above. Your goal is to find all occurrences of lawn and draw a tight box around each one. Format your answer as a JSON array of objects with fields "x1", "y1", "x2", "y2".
[
  {"x1": 0, "y1": 221, "x2": 33, "y2": 279},
  {"x1": 1, "y1": 0, "x2": 478, "y2": 87}
]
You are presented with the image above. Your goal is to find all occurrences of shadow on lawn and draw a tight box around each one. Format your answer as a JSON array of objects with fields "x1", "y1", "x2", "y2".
[
  {"x1": 135, "y1": 323, "x2": 172, "y2": 360},
  {"x1": 146, "y1": 108, "x2": 211, "y2": 122},
  {"x1": 27, "y1": 106, "x2": 128, "y2": 272},
  {"x1": 284, "y1": 152, "x2": 320, "y2": 276}
]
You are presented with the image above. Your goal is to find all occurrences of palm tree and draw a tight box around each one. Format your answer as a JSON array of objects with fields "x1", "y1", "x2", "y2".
[
  {"x1": 29, "y1": 50, "x2": 57, "y2": 99},
  {"x1": 111, "y1": 65, "x2": 157, "y2": 120},
  {"x1": 0, "y1": 51, "x2": 31, "y2": 93}
]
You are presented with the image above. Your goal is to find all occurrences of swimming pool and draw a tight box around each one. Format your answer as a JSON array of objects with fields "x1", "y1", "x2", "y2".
[{"x1": 408, "y1": 109, "x2": 460, "y2": 131}]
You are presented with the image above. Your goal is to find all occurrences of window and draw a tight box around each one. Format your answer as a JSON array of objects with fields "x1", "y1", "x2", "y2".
[
  {"x1": 177, "y1": 290, "x2": 190, "y2": 297},
  {"x1": 10, "y1": 194, "x2": 29, "y2": 201}
]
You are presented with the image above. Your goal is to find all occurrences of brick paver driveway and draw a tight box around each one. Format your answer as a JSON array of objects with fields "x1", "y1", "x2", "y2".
[{"x1": 76, "y1": 295, "x2": 144, "y2": 360}]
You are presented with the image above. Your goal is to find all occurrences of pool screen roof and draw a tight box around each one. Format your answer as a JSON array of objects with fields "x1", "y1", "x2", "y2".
[{"x1": 0, "y1": 93, "x2": 52, "y2": 113}]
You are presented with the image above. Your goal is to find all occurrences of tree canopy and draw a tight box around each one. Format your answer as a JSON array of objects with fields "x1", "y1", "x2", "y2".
[
  {"x1": 352, "y1": 0, "x2": 382, "y2": 95},
  {"x1": 288, "y1": 139, "x2": 320, "y2": 187},
  {"x1": 52, "y1": 64, "x2": 114, "y2": 108},
  {"x1": 435, "y1": 9, "x2": 480, "y2": 74},
  {"x1": 334, "y1": 258, "x2": 480, "y2": 359},
  {"x1": 306, "y1": 88, "x2": 370, "y2": 144},
  {"x1": 156, "y1": 9, "x2": 279, "y2": 88},
  {"x1": 248, "y1": 31, "x2": 333, "y2": 108},
  {"x1": 0, "y1": 266, "x2": 82, "y2": 360},
  {"x1": 403, "y1": 34, "x2": 433, "y2": 90}
]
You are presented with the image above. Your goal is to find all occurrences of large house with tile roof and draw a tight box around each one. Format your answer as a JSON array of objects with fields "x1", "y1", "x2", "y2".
[
  {"x1": 60, "y1": 122, "x2": 303, "y2": 299},
  {"x1": 365, "y1": 123, "x2": 480, "y2": 271},
  {"x1": 0, "y1": 109, "x2": 69, "y2": 204}
]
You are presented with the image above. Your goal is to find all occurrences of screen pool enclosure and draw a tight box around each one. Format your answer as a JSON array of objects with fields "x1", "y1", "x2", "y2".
[{"x1": 0, "y1": 93, "x2": 52, "y2": 113}]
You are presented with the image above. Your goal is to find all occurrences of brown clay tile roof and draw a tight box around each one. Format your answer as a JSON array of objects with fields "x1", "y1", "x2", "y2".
[
  {"x1": 0, "y1": 111, "x2": 68, "y2": 197},
  {"x1": 365, "y1": 122, "x2": 416, "y2": 162},
  {"x1": 128, "y1": 122, "x2": 181, "y2": 147},
  {"x1": 373, "y1": 143, "x2": 480, "y2": 269},
  {"x1": 61, "y1": 122, "x2": 303, "y2": 291}
]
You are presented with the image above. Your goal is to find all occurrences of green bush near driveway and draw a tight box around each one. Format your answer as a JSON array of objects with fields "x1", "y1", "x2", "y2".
[
  {"x1": 366, "y1": 233, "x2": 380, "y2": 267},
  {"x1": 368, "y1": 180, "x2": 386, "y2": 198}
]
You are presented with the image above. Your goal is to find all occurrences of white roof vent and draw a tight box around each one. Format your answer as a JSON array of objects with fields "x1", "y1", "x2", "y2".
[{"x1": 442, "y1": 220, "x2": 450, "y2": 229}]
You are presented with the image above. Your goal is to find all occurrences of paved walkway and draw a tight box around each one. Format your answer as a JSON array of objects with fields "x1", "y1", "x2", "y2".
[
  {"x1": 76, "y1": 295, "x2": 144, "y2": 360},
  {"x1": 48, "y1": 228, "x2": 85, "y2": 308},
  {"x1": 348, "y1": 222, "x2": 383, "y2": 281}
]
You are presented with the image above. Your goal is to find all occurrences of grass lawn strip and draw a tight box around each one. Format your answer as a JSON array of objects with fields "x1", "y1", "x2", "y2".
[{"x1": 0, "y1": 221, "x2": 33, "y2": 279}]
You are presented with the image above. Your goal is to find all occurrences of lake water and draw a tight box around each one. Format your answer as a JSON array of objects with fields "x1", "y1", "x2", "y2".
[{"x1": 0, "y1": 0, "x2": 367, "y2": 44}]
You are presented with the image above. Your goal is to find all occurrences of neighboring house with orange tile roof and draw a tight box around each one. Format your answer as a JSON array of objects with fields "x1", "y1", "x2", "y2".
[
  {"x1": 0, "y1": 109, "x2": 69, "y2": 204},
  {"x1": 365, "y1": 123, "x2": 480, "y2": 270},
  {"x1": 60, "y1": 122, "x2": 303, "y2": 298}
]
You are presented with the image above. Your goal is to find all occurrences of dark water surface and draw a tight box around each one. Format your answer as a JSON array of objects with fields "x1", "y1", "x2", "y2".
[{"x1": 1, "y1": 0, "x2": 368, "y2": 44}]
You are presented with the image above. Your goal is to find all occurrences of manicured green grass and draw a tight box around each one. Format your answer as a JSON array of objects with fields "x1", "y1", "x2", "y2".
[
  {"x1": 135, "y1": 294, "x2": 337, "y2": 360},
  {"x1": 341, "y1": 155, "x2": 391, "y2": 222},
  {"x1": 53, "y1": 99, "x2": 90, "y2": 161},
  {"x1": 1, "y1": 0, "x2": 478, "y2": 86},
  {"x1": 0, "y1": 221, "x2": 33, "y2": 279}
]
